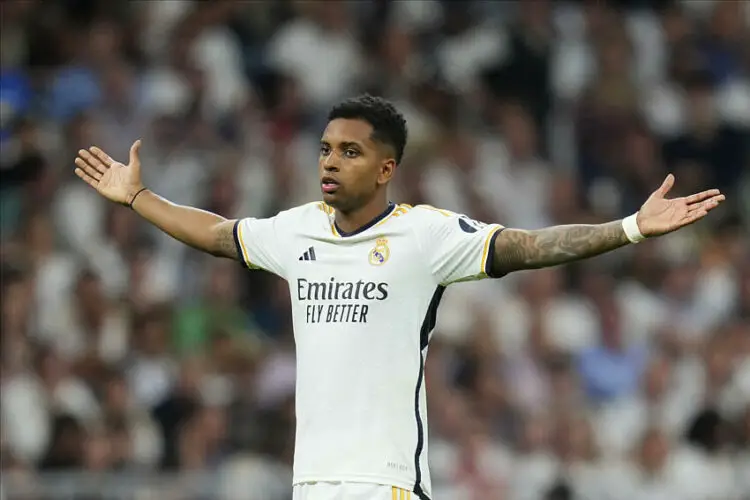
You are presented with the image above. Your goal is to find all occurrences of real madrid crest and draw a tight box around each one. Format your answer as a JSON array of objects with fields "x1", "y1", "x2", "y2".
[{"x1": 368, "y1": 238, "x2": 390, "y2": 266}]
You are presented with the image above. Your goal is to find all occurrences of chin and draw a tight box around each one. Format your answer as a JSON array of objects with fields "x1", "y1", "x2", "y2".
[
  {"x1": 322, "y1": 192, "x2": 355, "y2": 213},
  {"x1": 321, "y1": 191, "x2": 339, "y2": 205}
]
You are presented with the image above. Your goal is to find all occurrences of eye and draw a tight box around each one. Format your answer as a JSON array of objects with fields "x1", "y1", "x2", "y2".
[
  {"x1": 344, "y1": 149, "x2": 359, "y2": 158},
  {"x1": 319, "y1": 144, "x2": 331, "y2": 156}
]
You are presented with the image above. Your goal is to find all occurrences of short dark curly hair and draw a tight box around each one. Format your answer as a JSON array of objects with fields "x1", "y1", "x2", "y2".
[{"x1": 327, "y1": 94, "x2": 408, "y2": 164}]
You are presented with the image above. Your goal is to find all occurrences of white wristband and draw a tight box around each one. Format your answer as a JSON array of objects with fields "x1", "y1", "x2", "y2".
[{"x1": 622, "y1": 213, "x2": 645, "y2": 244}]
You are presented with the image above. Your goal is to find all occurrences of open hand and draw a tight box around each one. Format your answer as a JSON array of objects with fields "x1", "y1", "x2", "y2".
[
  {"x1": 637, "y1": 174, "x2": 725, "y2": 237},
  {"x1": 74, "y1": 140, "x2": 144, "y2": 206}
]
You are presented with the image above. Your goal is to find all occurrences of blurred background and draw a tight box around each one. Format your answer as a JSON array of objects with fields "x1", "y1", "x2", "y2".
[{"x1": 0, "y1": 0, "x2": 748, "y2": 499}]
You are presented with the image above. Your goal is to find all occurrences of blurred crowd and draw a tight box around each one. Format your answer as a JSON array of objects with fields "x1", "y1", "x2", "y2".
[{"x1": 1, "y1": 0, "x2": 749, "y2": 499}]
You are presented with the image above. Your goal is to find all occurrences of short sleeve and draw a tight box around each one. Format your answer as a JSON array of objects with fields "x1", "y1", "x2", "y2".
[
  {"x1": 418, "y1": 207, "x2": 504, "y2": 285},
  {"x1": 233, "y1": 216, "x2": 288, "y2": 279}
]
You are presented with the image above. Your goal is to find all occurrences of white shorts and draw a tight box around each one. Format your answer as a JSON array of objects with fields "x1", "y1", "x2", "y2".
[{"x1": 293, "y1": 482, "x2": 416, "y2": 500}]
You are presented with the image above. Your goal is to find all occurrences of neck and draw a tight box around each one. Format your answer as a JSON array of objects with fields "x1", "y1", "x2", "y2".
[{"x1": 334, "y1": 195, "x2": 391, "y2": 235}]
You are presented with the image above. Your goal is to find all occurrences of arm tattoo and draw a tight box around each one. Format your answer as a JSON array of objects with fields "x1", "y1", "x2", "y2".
[
  {"x1": 492, "y1": 221, "x2": 630, "y2": 275},
  {"x1": 213, "y1": 220, "x2": 241, "y2": 260}
]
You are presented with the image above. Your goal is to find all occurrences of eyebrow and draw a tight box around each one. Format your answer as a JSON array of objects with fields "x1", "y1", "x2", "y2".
[{"x1": 320, "y1": 140, "x2": 363, "y2": 149}]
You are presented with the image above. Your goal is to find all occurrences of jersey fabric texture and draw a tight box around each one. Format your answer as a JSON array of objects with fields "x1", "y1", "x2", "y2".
[
  {"x1": 233, "y1": 202, "x2": 504, "y2": 499},
  {"x1": 293, "y1": 482, "x2": 416, "y2": 500}
]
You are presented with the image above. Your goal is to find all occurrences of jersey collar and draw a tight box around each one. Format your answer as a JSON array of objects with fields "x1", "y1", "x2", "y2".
[{"x1": 333, "y1": 202, "x2": 396, "y2": 237}]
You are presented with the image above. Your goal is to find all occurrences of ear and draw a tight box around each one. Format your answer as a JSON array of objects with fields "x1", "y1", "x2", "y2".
[{"x1": 377, "y1": 159, "x2": 396, "y2": 186}]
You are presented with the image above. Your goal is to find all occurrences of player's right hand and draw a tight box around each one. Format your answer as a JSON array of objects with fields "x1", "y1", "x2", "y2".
[{"x1": 74, "y1": 140, "x2": 144, "y2": 206}]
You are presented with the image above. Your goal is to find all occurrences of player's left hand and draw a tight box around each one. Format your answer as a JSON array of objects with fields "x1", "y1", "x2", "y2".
[{"x1": 636, "y1": 174, "x2": 725, "y2": 237}]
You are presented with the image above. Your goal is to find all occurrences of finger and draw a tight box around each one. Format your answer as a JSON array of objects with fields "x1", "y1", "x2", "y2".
[
  {"x1": 685, "y1": 189, "x2": 721, "y2": 205},
  {"x1": 682, "y1": 209, "x2": 709, "y2": 226},
  {"x1": 703, "y1": 194, "x2": 725, "y2": 210},
  {"x1": 656, "y1": 173, "x2": 675, "y2": 197},
  {"x1": 78, "y1": 149, "x2": 108, "y2": 175},
  {"x1": 679, "y1": 195, "x2": 725, "y2": 226},
  {"x1": 129, "y1": 139, "x2": 142, "y2": 165},
  {"x1": 89, "y1": 146, "x2": 115, "y2": 167},
  {"x1": 688, "y1": 194, "x2": 726, "y2": 212},
  {"x1": 75, "y1": 167, "x2": 99, "y2": 189},
  {"x1": 75, "y1": 157, "x2": 103, "y2": 181}
]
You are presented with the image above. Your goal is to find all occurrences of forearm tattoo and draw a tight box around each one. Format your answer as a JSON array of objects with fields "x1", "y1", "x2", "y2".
[
  {"x1": 492, "y1": 221, "x2": 630, "y2": 275},
  {"x1": 214, "y1": 221, "x2": 241, "y2": 260}
]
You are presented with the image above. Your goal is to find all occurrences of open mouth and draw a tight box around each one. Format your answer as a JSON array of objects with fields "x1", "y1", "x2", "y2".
[{"x1": 321, "y1": 178, "x2": 339, "y2": 193}]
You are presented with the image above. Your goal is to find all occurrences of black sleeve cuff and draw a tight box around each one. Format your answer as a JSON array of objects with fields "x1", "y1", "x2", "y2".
[
  {"x1": 484, "y1": 227, "x2": 505, "y2": 278},
  {"x1": 232, "y1": 220, "x2": 248, "y2": 268}
]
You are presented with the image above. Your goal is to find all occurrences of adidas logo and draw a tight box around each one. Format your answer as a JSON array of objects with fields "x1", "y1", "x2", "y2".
[{"x1": 299, "y1": 247, "x2": 317, "y2": 261}]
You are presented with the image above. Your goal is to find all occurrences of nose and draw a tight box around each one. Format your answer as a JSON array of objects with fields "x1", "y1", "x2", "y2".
[{"x1": 323, "y1": 153, "x2": 339, "y2": 172}]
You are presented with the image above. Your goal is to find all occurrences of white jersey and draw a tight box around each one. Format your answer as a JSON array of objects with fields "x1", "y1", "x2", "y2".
[{"x1": 233, "y1": 201, "x2": 504, "y2": 499}]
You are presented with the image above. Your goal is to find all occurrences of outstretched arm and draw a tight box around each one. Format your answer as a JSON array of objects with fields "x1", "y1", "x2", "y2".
[
  {"x1": 491, "y1": 174, "x2": 725, "y2": 276},
  {"x1": 127, "y1": 190, "x2": 240, "y2": 259},
  {"x1": 75, "y1": 141, "x2": 240, "y2": 260},
  {"x1": 491, "y1": 221, "x2": 629, "y2": 274}
]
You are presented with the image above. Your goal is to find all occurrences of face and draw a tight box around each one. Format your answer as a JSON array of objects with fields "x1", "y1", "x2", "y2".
[
  {"x1": 686, "y1": 88, "x2": 717, "y2": 128},
  {"x1": 640, "y1": 430, "x2": 669, "y2": 472},
  {"x1": 26, "y1": 212, "x2": 54, "y2": 253},
  {"x1": 318, "y1": 118, "x2": 395, "y2": 213},
  {"x1": 140, "y1": 317, "x2": 168, "y2": 356},
  {"x1": 76, "y1": 275, "x2": 104, "y2": 316},
  {"x1": 644, "y1": 357, "x2": 670, "y2": 400},
  {"x1": 105, "y1": 377, "x2": 129, "y2": 413},
  {"x1": 521, "y1": 415, "x2": 551, "y2": 451}
]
